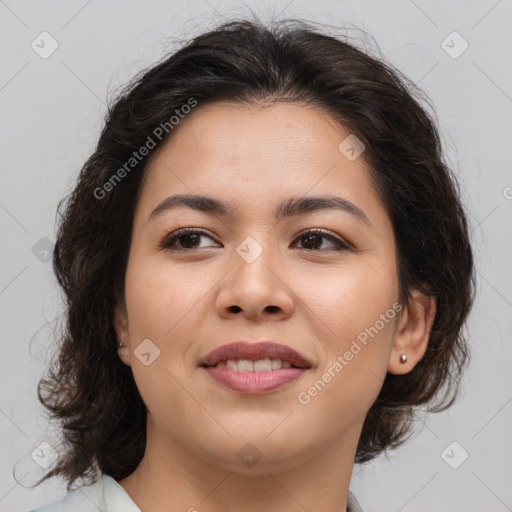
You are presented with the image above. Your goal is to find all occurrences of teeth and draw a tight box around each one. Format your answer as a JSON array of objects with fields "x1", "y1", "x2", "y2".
[
  {"x1": 271, "y1": 359, "x2": 281, "y2": 370},
  {"x1": 254, "y1": 359, "x2": 272, "y2": 372},
  {"x1": 214, "y1": 358, "x2": 294, "y2": 371},
  {"x1": 226, "y1": 360, "x2": 238, "y2": 371},
  {"x1": 238, "y1": 360, "x2": 254, "y2": 372}
]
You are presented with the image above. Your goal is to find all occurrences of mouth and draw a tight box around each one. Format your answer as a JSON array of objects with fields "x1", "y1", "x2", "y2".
[
  {"x1": 199, "y1": 341, "x2": 312, "y2": 370},
  {"x1": 199, "y1": 341, "x2": 312, "y2": 394}
]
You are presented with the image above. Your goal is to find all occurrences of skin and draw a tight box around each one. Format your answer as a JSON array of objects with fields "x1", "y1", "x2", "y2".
[{"x1": 114, "y1": 101, "x2": 436, "y2": 512}]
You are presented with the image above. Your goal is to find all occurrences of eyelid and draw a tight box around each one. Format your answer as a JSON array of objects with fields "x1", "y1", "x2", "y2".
[
  {"x1": 159, "y1": 227, "x2": 352, "y2": 251},
  {"x1": 158, "y1": 228, "x2": 217, "y2": 250},
  {"x1": 294, "y1": 228, "x2": 352, "y2": 251}
]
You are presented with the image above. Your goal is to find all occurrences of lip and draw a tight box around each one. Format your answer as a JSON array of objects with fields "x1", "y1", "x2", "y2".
[
  {"x1": 199, "y1": 341, "x2": 312, "y2": 395},
  {"x1": 199, "y1": 341, "x2": 312, "y2": 368},
  {"x1": 204, "y1": 366, "x2": 307, "y2": 394}
]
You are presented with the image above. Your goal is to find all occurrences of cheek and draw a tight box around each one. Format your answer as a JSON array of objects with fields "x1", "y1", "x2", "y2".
[
  {"x1": 292, "y1": 258, "x2": 399, "y2": 423},
  {"x1": 294, "y1": 286, "x2": 399, "y2": 439},
  {"x1": 295, "y1": 254, "x2": 399, "y2": 347},
  {"x1": 122, "y1": 257, "x2": 206, "y2": 427},
  {"x1": 124, "y1": 254, "x2": 204, "y2": 340}
]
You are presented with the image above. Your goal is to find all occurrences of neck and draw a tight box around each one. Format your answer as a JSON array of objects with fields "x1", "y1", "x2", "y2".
[{"x1": 118, "y1": 418, "x2": 361, "y2": 512}]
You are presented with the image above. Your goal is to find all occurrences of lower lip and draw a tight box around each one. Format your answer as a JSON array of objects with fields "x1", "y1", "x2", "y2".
[{"x1": 203, "y1": 366, "x2": 308, "y2": 394}]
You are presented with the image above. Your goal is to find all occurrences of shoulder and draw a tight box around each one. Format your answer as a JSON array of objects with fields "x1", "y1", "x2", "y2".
[
  {"x1": 27, "y1": 474, "x2": 141, "y2": 512},
  {"x1": 347, "y1": 490, "x2": 364, "y2": 512},
  {"x1": 27, "y1": 474, "x2": 109, "y2": 512}
]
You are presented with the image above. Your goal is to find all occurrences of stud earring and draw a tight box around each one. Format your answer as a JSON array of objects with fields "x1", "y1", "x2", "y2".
[
  {"x1": 399, "y1": 353, "x2": 407, "y2": 364},
  {"x1": 118, "y1": 341, "x2": 124, "y2": 347}
]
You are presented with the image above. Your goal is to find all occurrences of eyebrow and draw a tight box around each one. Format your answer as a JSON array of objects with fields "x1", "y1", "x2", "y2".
[{"x1": 148, "y1": 194, "x2": 370, "y2": 225}]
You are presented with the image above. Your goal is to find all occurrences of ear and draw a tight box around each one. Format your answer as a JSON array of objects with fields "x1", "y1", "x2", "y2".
[
  {"x1": 388, "y1": 289, "x2": 436, "y2": 375},
  {"x1": 113, "y1": 297, "x2": 132, "y2": 367}
]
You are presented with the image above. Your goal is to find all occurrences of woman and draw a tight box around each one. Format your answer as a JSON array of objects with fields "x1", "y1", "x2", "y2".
[{"x1": 28, "y1": 17, "x2": 474, "y2": 512}]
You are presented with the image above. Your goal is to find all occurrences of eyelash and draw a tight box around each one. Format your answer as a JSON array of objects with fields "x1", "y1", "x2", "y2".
[{"x1": 158, "y1": 228, "x2": 351, "y2": 252}]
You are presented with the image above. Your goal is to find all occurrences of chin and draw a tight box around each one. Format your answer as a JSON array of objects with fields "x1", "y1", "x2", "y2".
[{"x1": 195, "y1": 425, "x2": 311, "y2": 474}]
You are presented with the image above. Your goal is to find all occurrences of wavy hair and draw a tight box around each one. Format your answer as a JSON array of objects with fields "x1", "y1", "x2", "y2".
[{"x1": 31, "y1": 16, "x2": 475, "y2": 491}]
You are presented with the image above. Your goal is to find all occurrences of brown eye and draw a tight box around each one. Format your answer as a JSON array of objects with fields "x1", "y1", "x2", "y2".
[
  {"x1": 159, "y1": 228, "x2": 350, "y2": 252},
  {"x1": 293, "y1": 229, "x2": 349, "y2": 251},
  {"x1": 159, "y1": 228, "x2": 218, "y2": 251}
]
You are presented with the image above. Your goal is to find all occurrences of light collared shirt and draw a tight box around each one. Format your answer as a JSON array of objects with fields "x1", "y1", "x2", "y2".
[{"x1": 28, "y1": 474, "x2": 364, "y2": 511}]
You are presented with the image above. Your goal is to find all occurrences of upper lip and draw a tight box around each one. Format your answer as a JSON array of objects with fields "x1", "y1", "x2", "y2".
[{"x1": 199, "y1": 341, "x2": 312, "y2": 369}]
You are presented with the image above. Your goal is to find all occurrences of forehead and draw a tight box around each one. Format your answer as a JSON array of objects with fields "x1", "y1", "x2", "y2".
[
  {"x1": 149, "y1": 101, "x2": 353, "y2": 175},
  {"x1": 136, "y1": 101, "x2": 385, "y2": 226}
]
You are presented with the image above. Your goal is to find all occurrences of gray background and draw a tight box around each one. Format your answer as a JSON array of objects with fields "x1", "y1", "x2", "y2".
[{"x1": 1, "y1": 1, "x2": 511, "y2": 511}]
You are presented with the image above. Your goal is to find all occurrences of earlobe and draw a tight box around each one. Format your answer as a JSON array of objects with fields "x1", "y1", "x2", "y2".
[{"x1": 387, "y1": 290, "x2": 436, "y2": 375}]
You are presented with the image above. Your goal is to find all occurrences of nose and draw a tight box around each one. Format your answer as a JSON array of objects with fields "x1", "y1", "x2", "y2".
[{"x1": 215, "y1": 240, "x2": 295, "y2": 322}]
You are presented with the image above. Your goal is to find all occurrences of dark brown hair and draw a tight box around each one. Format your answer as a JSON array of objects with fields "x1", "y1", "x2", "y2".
[{"x1": 31, "y1": 16, "x2": 475, "y2": 491}]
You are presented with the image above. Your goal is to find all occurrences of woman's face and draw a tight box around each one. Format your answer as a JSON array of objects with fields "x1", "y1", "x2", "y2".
[{"x1": 114, "y1": 101, "x2": 415, "y2": 472}]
